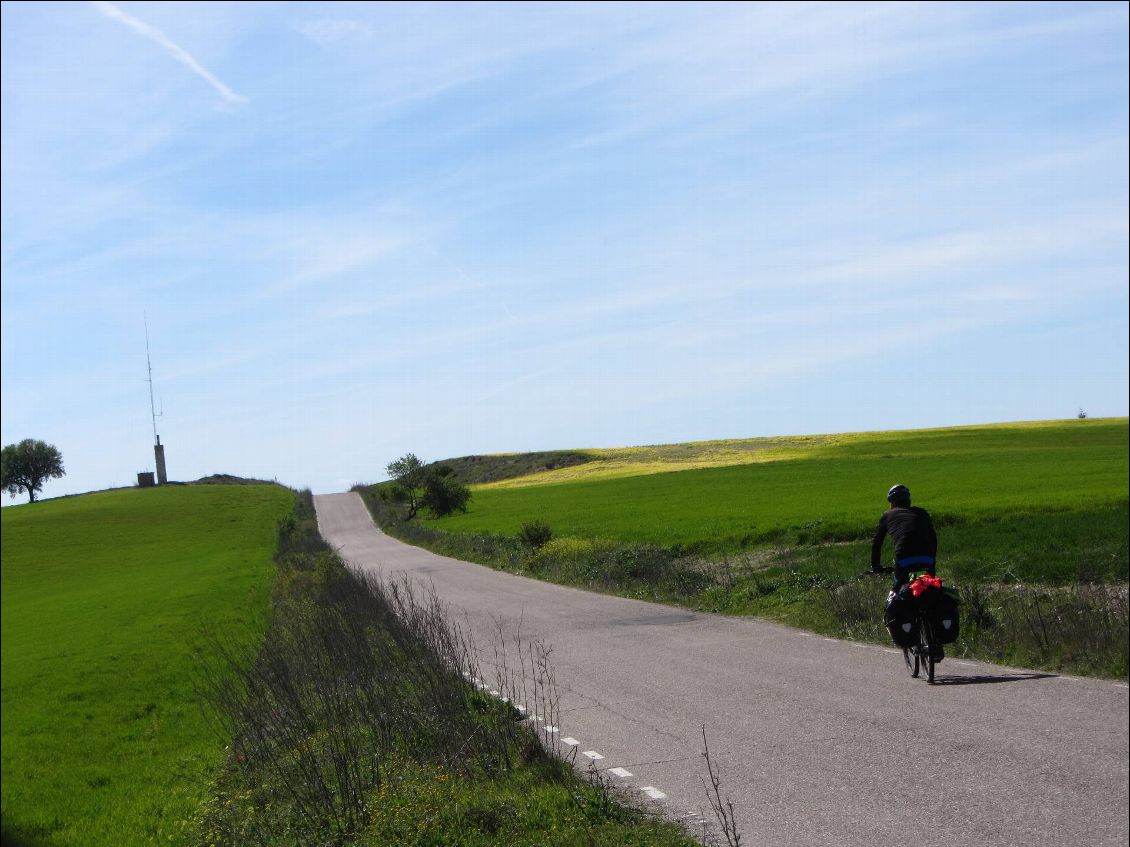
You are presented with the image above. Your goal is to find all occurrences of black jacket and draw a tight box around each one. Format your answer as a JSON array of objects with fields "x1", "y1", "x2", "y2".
[{"x1": 871, "y1": 506, "x2": 937, "y2": 567}]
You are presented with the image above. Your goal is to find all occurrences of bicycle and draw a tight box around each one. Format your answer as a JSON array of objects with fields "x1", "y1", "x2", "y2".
[{"x1": 866, "y1": 566, "x2": 942, "y2": 684}]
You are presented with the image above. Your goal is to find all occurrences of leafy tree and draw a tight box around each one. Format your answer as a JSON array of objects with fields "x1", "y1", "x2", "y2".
[
  {"x1": 420, "y1": 467, "x2": 472, "y2": 518},
  {"x1": 385, "y1": 453, "x2": 427, "y2": 519},
  {"x1": 385, "y1": 455, "x2": 471, "y2": 519},
  {"x1": 2, "y1": 439, "x2": 65, "y2": 503}
]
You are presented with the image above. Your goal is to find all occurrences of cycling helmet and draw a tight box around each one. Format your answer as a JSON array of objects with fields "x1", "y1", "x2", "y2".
[{"x1": 887, "y1": 484, "x2": 911, "y2": 504}]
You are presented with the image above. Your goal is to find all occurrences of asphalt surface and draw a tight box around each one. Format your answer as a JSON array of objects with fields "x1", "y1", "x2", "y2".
[{"x1": 315, "y1": 492, "x2": 1129, "y2": 846}]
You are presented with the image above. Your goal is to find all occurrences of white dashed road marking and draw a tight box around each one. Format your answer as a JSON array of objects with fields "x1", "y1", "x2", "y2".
[{"x1": 461, "y1": 670, "x2": 672, "y2": 811}]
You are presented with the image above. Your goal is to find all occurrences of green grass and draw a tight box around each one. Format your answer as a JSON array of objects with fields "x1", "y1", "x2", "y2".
[
  {"x1": 358, "y1": 756, "x2": 699, "y2": 847},
  {"x1": 1, "y1": 484, "x2": 294, "y2": 847},
  {"x1": 433, "y1": 419, "x2": 1129, "y2": 561}
]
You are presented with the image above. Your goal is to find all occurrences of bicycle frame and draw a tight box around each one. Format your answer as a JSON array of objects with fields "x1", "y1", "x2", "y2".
[{"x1": 870, "y1": 566, "x2": 940, "y2": 684}]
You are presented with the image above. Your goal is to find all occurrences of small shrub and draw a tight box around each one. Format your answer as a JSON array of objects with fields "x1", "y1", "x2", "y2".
[
  {"x1": 518, "y1": 521, "x2": 553, "y2": 550},
  {"x1": 824, "y1": 580, "x2": 883, "y2": 638},
  {"x1": 662, "y1": 564, "x2": 712, "y2": 596},
  {"x1": 958, "y1": 582, "x2": 994, "y2": 632},
  {"x1": 986, "y1": 584, "x2": 1129, "y2": 675},
  {"x1": 603, "y1": 545, "x2": 672, "y2": 584}
]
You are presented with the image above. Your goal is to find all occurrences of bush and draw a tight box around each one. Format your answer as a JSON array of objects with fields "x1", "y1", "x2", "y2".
[
  {"x1": 527, "y1": 537, "x2": 609, "y2": 575},
  {"x1": 979, "y1": 584, "x2": 1129, "y2": 676},
  {"x1": 423, "y1": 473, "x2": 472, "y2": 517},
  {"x1": 531, "y1": 536, "x2": 598, "y2": 560},
  {"x1": 816, "y1": 577, "x2": 1128, "y2": 677},
  {"x1": 823, "y1": 580, "x2": 888, "y2": 642},
  {"x1": 518, "y1": 521, "x2": 553, "y2": 550}
]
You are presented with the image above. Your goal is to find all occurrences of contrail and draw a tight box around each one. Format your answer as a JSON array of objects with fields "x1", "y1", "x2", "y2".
[{"x1": 91, "y1": 1, "x2": 247, "y2": 105}]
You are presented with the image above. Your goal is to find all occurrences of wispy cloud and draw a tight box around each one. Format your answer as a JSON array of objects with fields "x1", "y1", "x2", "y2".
[
  {"x1": 294, "y1": 18, "x2": 374, "y2": 49},
  {"x1": 90, "y1": 1, "x2": 246, "y2": 105},
  {"x1": 263, "y1": 231, "x2": 404, "y2": 295}
]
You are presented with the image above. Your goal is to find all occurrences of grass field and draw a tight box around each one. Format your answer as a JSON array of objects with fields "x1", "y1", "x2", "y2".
[
  {"x1": 0, "y1": 484, "x2": 293, "y2": 847},
  {"x1": 434, "y1": 419, "x2": 1129, "y2": 562}
]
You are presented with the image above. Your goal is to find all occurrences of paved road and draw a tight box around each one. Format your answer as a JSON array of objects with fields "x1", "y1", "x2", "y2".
[{"x1": 315, "y1": 492, "x2": 1129, "y2": 846}]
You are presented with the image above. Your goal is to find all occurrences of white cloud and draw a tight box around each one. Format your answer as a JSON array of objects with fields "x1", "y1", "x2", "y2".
[
  {"x1": 804, "y1": 213, "x2": 1128, "y2": 290},
  {"x1": 268, "y1": 232, "x2": 405, "y2": 294},
  {"x1": 294, "y1": 19, "x2": 374, "y2": 49},
  {"x1": 90, "y1": 1, "x2": 246, "y2": 105}
]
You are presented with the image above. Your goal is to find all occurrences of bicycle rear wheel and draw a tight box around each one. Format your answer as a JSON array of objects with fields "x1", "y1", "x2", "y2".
[
  {"x1": 918, "y1": 619, "x2": 935, "y2": 684},
  {"x1": 903, "y1": 645, "x2": 920, "y2": 678}
]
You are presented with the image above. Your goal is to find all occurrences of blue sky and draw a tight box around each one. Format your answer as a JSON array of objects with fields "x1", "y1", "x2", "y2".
[{"x1": 2, "y1": 1, "x2": 1127, "y2": 498}]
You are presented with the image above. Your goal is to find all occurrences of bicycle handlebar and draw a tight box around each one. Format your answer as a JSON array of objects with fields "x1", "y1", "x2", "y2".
[{"x1": 856, "y1": 566, "x2": 895, "y2": 577}]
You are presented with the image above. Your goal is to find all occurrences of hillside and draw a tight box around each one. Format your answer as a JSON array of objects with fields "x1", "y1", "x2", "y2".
[
  {"x1": 0, "y1": 484, "x2": 293, "y2": 847},
  {"x1": 440, "y1": 419, "x2": 1129, "y2": 491},
  {"x1": 432, "y1": 418, "x2": 1129, "y2": 554},
  {"x1": 422, "y1": 450, "x2": 590, "y2": 485}
]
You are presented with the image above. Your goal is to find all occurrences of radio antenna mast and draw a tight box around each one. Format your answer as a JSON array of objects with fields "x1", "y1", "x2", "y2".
[
  {"x1": 145, "y1": 313, "x2": 160, "y2": 444},
  {"x1": 144, "y1": 314, "x2": 168, "y2": 485}
]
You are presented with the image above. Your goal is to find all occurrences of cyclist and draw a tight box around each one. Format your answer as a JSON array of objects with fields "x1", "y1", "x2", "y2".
[{"x1": 870, "y1": 484, "x2": 937, "y2": 587}]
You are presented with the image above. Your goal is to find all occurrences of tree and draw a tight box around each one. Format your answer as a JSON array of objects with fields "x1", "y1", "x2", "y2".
[
  {"x1": 2, "y1": 439, "x2": 65, "y2": 503},
  {"x1": 385, "y1": 454, "x2": 471, "y2": 519},
  {"x1": 386, "y1": 453, "x2": 427, "y2": 519},
  {"x1": 420, "y1": 466, "x2": 471, "y2": 517}
]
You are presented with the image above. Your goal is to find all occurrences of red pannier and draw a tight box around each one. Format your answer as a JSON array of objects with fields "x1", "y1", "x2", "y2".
[{"x1": 909, "y1": 575, "x2": 960, "y2": 645}]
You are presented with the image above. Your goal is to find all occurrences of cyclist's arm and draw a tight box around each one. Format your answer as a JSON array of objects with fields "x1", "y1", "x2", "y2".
[{"x1": 870, "y1": 514, "x2": 889, "y2": 568}]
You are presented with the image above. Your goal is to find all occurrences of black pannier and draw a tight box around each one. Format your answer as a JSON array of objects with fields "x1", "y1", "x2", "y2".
[
  {"x1": 884, "y1": 589, "x2": 919, "y2": 648},
  {"x1": 930, "y1": 588, "x2": 961, "y2": 645}
]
